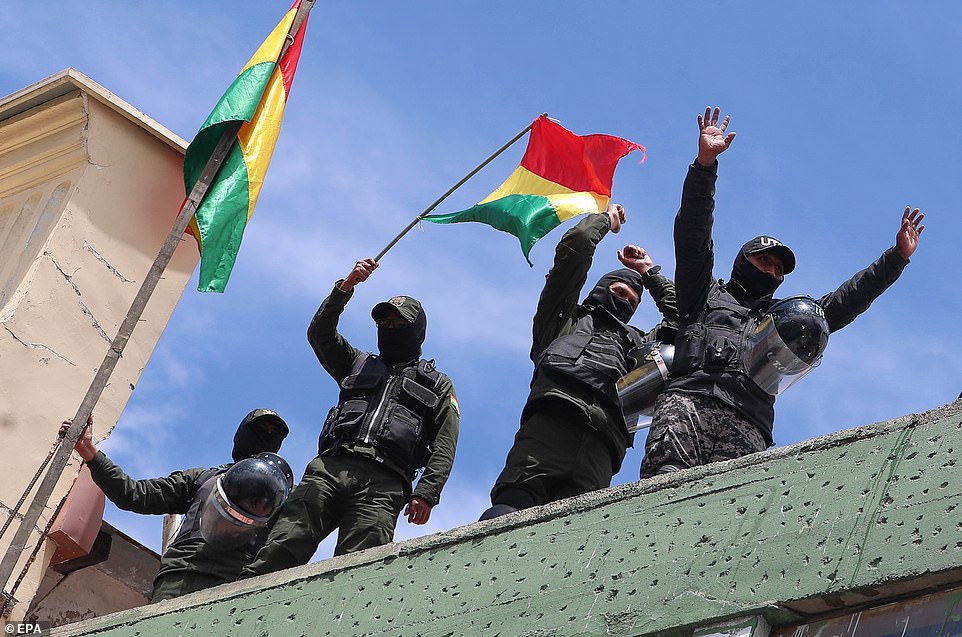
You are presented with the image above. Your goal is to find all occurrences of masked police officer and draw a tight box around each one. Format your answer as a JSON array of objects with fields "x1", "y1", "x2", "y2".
[
  {"x1": 640, "y1": 107, "x2": 925, "y2": 477},
  {"x1": 241, "y1": 258, "x2": 459, "y2": 576},
  {"x1": 480, "y1": 204, "x2": 678, "y2": 519},
  {"x1": 67, "y1": 409, "x2": 291, "y2": 601}
]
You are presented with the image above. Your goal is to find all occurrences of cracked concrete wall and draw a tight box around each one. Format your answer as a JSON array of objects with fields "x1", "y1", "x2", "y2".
[
  {"x1": 54, "y1": 400, "x2": 962, "y2": 637},
  {"x1": 0, "y1": 75, "x2": 196, "y2": 619}
]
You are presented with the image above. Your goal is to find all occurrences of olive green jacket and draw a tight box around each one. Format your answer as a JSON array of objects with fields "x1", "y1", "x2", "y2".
[
  {"x1": 85, "y1": 452, "x2": 249, "y2": 586},
  {"x1": 307, "y1": 284, "x2": 459, "y2": 507}
]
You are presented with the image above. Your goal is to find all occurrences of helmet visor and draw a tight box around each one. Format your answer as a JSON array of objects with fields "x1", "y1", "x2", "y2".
[
  {"x1": 199, "y1": 476, "x2": 271, "y2": 549},
  {"x1": 743, "y1": 315, "x2": 822, "y2": 396}
]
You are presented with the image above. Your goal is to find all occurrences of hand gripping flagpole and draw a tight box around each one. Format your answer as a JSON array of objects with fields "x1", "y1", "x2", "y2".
[
  {"x1": 0, "y1": 0, "x2": 316, "y2": 610},
  {"x1": 373, "y1": 114, "x2": 546, "y2": 262}
]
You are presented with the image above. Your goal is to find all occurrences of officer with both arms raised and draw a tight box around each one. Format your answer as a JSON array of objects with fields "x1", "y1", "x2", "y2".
[
  {"x1": 67, "y1": 409, "x2": 292, "y2": 602},
  {"x1": 640, "y1": 107, "x2": 925, "y2": 477},
  {"x1": 481, "y1": 203, "x2": 677, "y2": 519},
  {"x1": 242, "y1": 258, "x2": 459, "y2": 576}
]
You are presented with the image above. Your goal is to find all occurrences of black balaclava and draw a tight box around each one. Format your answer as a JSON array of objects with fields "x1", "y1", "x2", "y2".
[
  {"x1": 372, "y1": 296, "x2": 427, "y2": 365},
  {"x1": 231, "y1": 409, "x2": 289, "y2": 463},
  {"x1": 729, "y1": 236, "x2": 796, "y2": 301},
  {"x1": 730, "y1": 251, "x2": 782, "y2": 300},
  {"x1": 582, "y1": 268, "x2": 646, "y2": 324}
]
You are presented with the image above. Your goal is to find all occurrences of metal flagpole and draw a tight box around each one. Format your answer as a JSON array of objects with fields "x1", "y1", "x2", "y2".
[
  {"x1": 373, "y1": 114, "x2": 545, "y2": 262},
  {"x1": 0, "y1": 0, "x2": 316, "y2": 607}
]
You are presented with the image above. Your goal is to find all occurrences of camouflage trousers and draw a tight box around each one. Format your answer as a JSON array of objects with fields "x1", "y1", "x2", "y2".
[{"x1": 639, "y1": 392, "x2": 769, "y2": 478}]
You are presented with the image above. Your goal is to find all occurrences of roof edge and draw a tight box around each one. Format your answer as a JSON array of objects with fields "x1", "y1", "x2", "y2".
[{"x1": 0, "y1": 68, "x2": 188, "y2": 153}]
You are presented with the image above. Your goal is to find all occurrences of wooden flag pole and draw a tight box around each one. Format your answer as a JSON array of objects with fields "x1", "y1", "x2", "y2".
[
  {"x1": 373, "y1": 114, "x2": 545, "y2": 262},
  {"x1": 0, "y1": 0, "x2": 315, "y2": 606}
]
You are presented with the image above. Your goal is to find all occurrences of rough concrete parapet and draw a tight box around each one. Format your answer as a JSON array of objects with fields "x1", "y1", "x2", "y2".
[{"x1": 55, "y1": 399, "x2": 962, "y2": 637}]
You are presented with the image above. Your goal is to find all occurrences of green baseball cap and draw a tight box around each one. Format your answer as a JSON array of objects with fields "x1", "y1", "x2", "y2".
[{"x1": 371, "y1": 296, "x2": 423, "y2": 324}]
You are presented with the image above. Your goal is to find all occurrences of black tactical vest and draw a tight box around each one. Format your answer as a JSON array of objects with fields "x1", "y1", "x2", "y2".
[
  {"x1": 536, "y1": 310, "x2": 643, "y2": 409},
  {"x1": 668, "y1": 281, "x2": 778, "y2": 444},
  {"x1": 319, "y1": 354, "x2": 446, "y2": 481}
]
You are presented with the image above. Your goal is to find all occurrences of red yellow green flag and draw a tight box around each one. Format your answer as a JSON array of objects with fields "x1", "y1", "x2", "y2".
[
  {"x1": 183, "y1": 2, "x2": 308, "y2": 292},
  {"x1": 424, "y1": 115, "x2": 644, "y2": 264}
]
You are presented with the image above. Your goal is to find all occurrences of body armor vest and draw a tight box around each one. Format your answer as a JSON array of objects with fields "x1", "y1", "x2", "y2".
[
  {"x1": 536, "y1": 310, "x2": 642, "y2": 409},
  {"x1": 668, "y1": 281, "x2": 778, "y2": 444},
  {"x1": 319, "y1": 354, "x2": 445, "y2": 481}
]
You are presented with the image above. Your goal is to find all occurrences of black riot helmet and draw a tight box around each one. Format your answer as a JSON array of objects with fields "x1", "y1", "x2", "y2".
[
  {"x1": 583, "y1": 268, "x2": 646, "y2": 324},
  {"x1": 199, "y1": 452, "x2": 293, "y2": 549},
  {"x1": 231, "y1": 409, "x2": 289, "y2": 462},
  {"x1": 743, "y1": 296, "x2": 830, "y2": 395}
]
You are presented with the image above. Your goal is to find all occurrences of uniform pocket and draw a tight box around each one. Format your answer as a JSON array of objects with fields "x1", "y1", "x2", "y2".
[
  {"x1": 400, "y1": 377, "x2": 439, "y2": 410},
  {"x1": 704, "y1": 325, "x2": 741, "y2": 370},
  {"x1": 672, "y1": 324, "x2": 706, "y2": 375},
  {"x1": 378, "y1": 404, "x2": 425, "y2": 468},
  {"x1": 330, "y1": 400, "x2": 368, "y2": 440}
]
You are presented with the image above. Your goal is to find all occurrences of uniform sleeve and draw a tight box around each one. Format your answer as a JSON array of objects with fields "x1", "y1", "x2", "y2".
[
  {"x1": 85, "y1": 451, "x2": 206, "y2": 515},
  {"x1": 530, "y1": 213, "x2": 611, "y2": 362},
  {"x1": 307, "y1": 282, "x2": 367, "y2": 383},
  {"x1": 411, "y1": 377, "x2": 460, "y2": 507},
  {"x1": 673, "y1": 161, "x2": 719, "y2": 326},
  {"x1": 817, "y1": 247, "x2": 908, "y2": 333},
  {"x1": 640, "y1": 267, "x2": 679, "y2": 343}
]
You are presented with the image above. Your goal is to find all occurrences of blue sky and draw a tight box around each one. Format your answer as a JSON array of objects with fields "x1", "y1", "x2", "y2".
[{"x1": 3, "y1": 2, "x2": 959, "y2": 558}]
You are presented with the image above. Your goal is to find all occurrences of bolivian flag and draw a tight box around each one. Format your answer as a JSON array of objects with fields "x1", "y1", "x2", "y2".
[
  {"x1": 184, "y1": 2, "x2": 308, "y2": 293},
  {"x1": 425, "y1": 115, "x2": 643, "y2": 264}
]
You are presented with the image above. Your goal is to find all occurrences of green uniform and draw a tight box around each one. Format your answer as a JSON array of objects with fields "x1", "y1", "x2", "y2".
[
  {"x1": 243, "y1": 284, "x2": 459, "y2": 576},
  {"x1": 85, "y1": 452, "x2": 242, "y2": 602},
  {"x1": 491, "y1": 213, "x2": 676, "y2": 510}
]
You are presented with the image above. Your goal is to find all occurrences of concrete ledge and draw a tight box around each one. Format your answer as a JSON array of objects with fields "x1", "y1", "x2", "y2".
[{"x1": 55, "y1": 399, "x2": 962, "y2": 636}]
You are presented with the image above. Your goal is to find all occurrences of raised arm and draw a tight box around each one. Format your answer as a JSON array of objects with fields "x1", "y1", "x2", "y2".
[
  {"x1": 618, "y1": 245, "x2": 679, "y2": 342},
  {"x1": 66, "y1": 418, "x2": 206, "y2": 515},
  {"x1": 818, "y1": 207, "x2": 924, "y2": 332},
  {"x1": 674, "y1": 107, "x2": 736, "y2": 325},
  {"x1": 530, "y1": 205, "x2": 622, "y2": 361},
  {"x1": 307, "y1": 259, "x2": 375, "y2": 383}
]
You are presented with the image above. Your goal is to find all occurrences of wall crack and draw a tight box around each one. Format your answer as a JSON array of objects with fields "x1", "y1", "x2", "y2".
[
  {"x1": 44, "y1": 251, "x2": 110, "y2": 343},
  {"x1": 4, "y1": 327, "x2": 76, "y2": 366},
  {"x1": 82, "y1": 240, "x2": 134, "y2": 282}
]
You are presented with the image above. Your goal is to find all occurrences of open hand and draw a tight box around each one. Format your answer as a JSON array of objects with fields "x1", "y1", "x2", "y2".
[
  {"x1": 617, "y1": 245, "x2": 654, "y2": 275},
  {"x1": 896, "y1": 207, "x2": 924, "y2": 260},
  {"x1": 697, "y1": 106, "x2": 736, "y2": 166}
]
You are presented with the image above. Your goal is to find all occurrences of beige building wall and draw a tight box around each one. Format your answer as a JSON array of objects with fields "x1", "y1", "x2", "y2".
[{"x1": 0, "y1": 69, "x2": 197, "y2": 619}]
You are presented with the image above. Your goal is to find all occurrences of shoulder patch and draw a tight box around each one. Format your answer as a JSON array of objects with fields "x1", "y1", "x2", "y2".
[{"x1": 449, "y1": 391, "x2": 460, "y2": 416}]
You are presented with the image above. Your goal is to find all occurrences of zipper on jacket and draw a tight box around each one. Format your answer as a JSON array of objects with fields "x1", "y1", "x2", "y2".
[{"x1": 361, "y1": 374, "x2": 398, "y2": 445}]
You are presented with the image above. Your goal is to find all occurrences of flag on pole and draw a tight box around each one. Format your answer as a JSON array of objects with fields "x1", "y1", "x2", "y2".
[
  {"x1": 184, "y1": 1, "x2": 308, "y2": 292},
  {"x1": 424, "y1": 115, "x2": 644, "y2": 264}
]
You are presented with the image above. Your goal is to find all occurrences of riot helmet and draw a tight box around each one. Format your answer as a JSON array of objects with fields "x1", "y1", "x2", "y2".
[
  {"x1": 231, "y1": 409, "x2": 289, "y2": 463},
  {"x1": 583, "y1": 268, "x2": 645, "y2": 324},
  {"x1": 199, "y1": 452, "x2": 293, "y2": 549},
  {"x1": 616, "y1": 342, "x2": 675, "y2": 432},
  {"x1": 743, "y1": 295, "x2": 829, "y2": 396}
]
